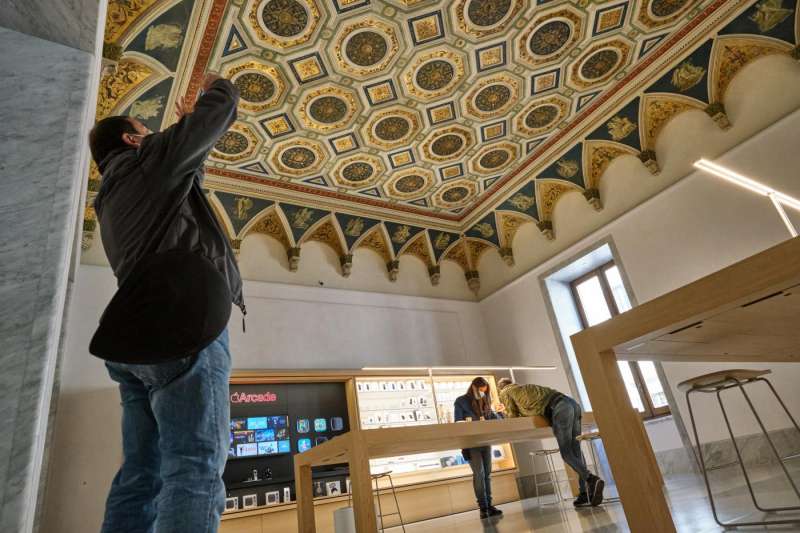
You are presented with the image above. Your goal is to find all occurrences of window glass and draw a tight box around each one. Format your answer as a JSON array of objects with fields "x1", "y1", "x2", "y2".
[
  {"x1": 604, "y1": 265, "x2": 632, "y2": 313},
  {"x1": 617, "y1": 362, "x2": 645, "y2": 412},
  {"x1": 638, "y1": 361, "x2": 668, "y2": 408},
  {"x1": 575, "y1": 276, "x2": 612, "y2": 326}
]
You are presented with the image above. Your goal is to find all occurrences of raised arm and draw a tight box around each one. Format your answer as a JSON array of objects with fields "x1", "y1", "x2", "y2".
[{"x1": 160, "y1": 74, "x2": 239, "y2": 178}]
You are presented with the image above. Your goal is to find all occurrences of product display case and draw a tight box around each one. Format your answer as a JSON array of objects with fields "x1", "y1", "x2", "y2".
[{"x1": 355, "y1": 374, "x2": 516, "y2": 486}]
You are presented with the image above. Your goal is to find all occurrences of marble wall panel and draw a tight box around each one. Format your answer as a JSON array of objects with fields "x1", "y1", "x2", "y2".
[
  {"x1": 0, "y1": 26, "x2": 94, "y2": 532},
  {"x1": 0, "y1": 0, "x2": 100, "y2": 52}
]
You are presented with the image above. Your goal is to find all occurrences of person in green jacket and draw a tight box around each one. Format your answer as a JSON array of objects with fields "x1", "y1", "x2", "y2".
[{"x1": 497, "y1": 378, "x2": 604, "y2": 507}]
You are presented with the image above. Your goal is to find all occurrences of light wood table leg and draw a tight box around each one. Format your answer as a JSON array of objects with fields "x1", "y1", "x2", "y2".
[
  {"x1": 574, "y1": 337, "x2": 675, "y2": 533},
  {"x1": 350, "y1": 435, "x2": 378, "y2": 533},
  {"x1": 295, "y1": 461, "x2": 315, "y2": 533}
]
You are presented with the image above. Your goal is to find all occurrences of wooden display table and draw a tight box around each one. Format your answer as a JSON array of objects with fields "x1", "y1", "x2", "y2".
[
  {"x1": 571, "y1": 236, "x2": 800, "y2": 532},
  {"x1": 294, "y1": 417, "x2": 564, "y2": 532}
]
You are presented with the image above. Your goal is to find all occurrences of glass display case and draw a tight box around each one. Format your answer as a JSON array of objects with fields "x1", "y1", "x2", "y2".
[{"x1": 355, "y1": 375, "x2": 515, "y2": 484}]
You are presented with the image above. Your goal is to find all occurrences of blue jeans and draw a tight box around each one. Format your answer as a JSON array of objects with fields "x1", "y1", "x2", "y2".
[
  {"x1": 550, "y1": 396, "x2": 592, "y2": 494},
  {"x1": 101, "y1": 329, "x2": 231, "y2": 533},
  {"x1": 466, "y1": 446, "x2": 493, "y2": 509}
]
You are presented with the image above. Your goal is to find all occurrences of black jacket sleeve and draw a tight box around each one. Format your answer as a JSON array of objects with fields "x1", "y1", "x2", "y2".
[{"x1": 159, "y1": 78, "x2": 239, "y2": 180}]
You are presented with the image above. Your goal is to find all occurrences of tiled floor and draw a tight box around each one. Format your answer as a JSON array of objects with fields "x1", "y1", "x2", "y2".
[{"x1": 385, "y1": 463, "x2": 800, "y2": 532}]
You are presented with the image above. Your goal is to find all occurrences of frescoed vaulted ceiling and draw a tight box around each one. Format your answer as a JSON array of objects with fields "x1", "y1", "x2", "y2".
[{"x1": 85, "y1": 0, "x2": 800, "y2": 293}]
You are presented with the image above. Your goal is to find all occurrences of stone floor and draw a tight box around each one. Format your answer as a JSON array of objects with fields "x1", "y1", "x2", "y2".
[{"x1": 385, "y1": 462, "x2": 800, "y2": 532}]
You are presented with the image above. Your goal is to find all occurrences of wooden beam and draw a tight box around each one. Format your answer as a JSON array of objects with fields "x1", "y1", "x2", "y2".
[
  {"x1": 349, "y1": 434, "x2": 378, "y2": 533},
  {"x1": 572, "y1": 335, "x2": 675, "y2": 533},
  {"x1": 294, "y1": 461, "x2": 315, "y2": 533}
]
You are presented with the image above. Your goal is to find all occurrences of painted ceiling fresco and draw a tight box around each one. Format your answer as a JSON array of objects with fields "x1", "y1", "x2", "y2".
[{"x1": 87, "y1": 0, "x2": 800, "y2": 291}]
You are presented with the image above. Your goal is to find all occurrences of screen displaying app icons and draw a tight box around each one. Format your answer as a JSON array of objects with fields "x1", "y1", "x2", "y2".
[
  {"x1": 230, "y1": 418, "x2": 247, "y2": 431},
  {"x1": 255, "y1": 429, "x2": 275, "y2": 442},
  {"x1": 247, "y1": 417, "x2": 268, "y2": 430},
  {"x1": 258, "y1": 441, "x2": 279, "y2": 455},
  {"x1": 270, "y1": 416, "x2": 288, "y2": 428},
  {"x1": 237, "y1": 443, "x2": 257, "y2": 457},
  {"x1": 232, "y1": 431, "x2": 254, "y2": 445},
  {"x1": 275, "y1": 428, "x2": 288, "y2": 440},
  {"x1": 278, "y1": 440, "x2": 291, "y2": 454},
  {"x1": 330, "y1": 417, "x2": 344, "y2": 431},
  {"x1": 315, "y1": 436, "x2": 328, "y2": 446},
  {"x1": 297, "y1": 419, "x2": 310, "y2": 433},
  {"x1": 314, "y1": 418, "x2": 327, "y2": 432},
  {"x1": 297, "y1": 438, "x2": 312, "y2": 453}
]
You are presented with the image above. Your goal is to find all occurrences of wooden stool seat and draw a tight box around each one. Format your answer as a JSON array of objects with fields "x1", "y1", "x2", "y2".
[
  {"x1": 677, "y1": 369, "x2": 771, "y2": 392},
  {"x1": 576, "y1": 431, "x2": 600, "y2": 441}
]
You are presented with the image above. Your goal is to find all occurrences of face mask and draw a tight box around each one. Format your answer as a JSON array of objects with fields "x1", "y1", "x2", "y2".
[{"x1": 474, "y1": 389, "x2": 486, "y2": 399}]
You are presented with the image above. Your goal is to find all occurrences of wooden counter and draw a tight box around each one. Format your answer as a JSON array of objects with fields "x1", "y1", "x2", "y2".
[
  {"x1": 294, "y1": 417, "x2": 567, "y2": 532},
  {"x1": 571, "y1": 236, "x2": 800, "y2": 532}
]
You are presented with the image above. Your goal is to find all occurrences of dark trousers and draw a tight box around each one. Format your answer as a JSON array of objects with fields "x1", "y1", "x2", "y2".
[
  {"x1": 550, "y1": 396, "x2": 592, "y2": 494},
  {"x1": 466, "y1": 446, "x2": 493, "y2": 509}
]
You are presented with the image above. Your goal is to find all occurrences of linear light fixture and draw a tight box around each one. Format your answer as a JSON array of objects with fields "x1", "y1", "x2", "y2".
[
  {"x1": 694, "y1": 158, "x2": 800, "y2": 237},
  {"x1": 361, "y1": 365, "x2": 557, "y2": 371}
]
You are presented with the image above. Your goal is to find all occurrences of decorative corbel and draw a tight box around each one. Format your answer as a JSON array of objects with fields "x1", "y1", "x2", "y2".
[
  {"x1": 704, "y1": 102, "x2": 731, "y2": 130},
  {"x1": 428, "y1": 265, "x2": 441, "y2": 286},
  {"x1": 792, "y1": 46, "x2": 800, "y2": 61},
  {"x1": 499, "y1": 247, "x2": 515, "y2": 267},
  {"x1": 101, "y1": 42, "x2": 122, "y2": 77},
  {"x1": 340, "y1": 254, "x2": 353, "y2": 277},
  {"x1": 536, "y1": 220, "x2": 554, "y2": 240},
  {"x1": 230, "y1": 238, "x2": 242, "y2": 258},
  {"x1": 465, "y1": 270, "x2": 480, "y2": 294},
  {"x1": 638, "y1": 149, "x2": 660, "y2": 175},
  {"x1": 582, "y1": 188, "x2": 603, "y2": 211},
  {"x1": 287, "y1": 246, "x2": 300, "y2": 272},
  {"x1": 387, "y1": 259, "x2": 399, "y2": 282}
]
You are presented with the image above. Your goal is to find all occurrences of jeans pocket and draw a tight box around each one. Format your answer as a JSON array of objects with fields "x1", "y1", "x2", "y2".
[{"x1": 134, "y1": 355, "x2": 198, "y2": 391}]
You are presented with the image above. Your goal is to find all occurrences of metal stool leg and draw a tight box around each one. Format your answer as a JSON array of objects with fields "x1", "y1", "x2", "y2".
[
  {"x1": 734, "y1": 380, "x2": 800, "y2": 508},
  {"x1": 546, "y1": 452, "x2": 564, "y2": 504},
  {"x1": 374, "y1": 475, "x2": 385, "y2": 532},
  {"x1": 531, "y1": 454, "x2": 541, "y2": 506},
  {"x1": 686, "y1": 389, "x2": 727, "y2": 527},
  {"x1": 387, "y1": 474, "x2": 405, "y2": 533}
]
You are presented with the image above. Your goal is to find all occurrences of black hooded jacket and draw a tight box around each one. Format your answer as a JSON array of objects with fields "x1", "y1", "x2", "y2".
[{"x1": 93, "y1": 79, "x2": 244, "y2": 313}]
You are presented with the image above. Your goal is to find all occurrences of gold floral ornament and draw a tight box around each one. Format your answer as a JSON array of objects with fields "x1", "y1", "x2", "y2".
[
  {"x1": 391, "y1": 225, "x2": 412, "y2": 244},
  {"x1": 606, "y1": 116, "x2": 637, "y2": 142},
  {"x1": 225, "y1": 61, "x2": 286, "y2": 113},
  {"x1": 516, "y1": 9, "x2": 584, "y2": 68},
  {"x1": 750, "y1": 0, "x2": 793, "y2": 33},
  {"x1": 452, "y1": 0, "x2": 524, "y2": 39},
  {"x1": 402, "y1": 48, "x2": 467, "y2": 101},
  {"x1": 96, "y1": 60, "x2": 153, "y2": 119},
  {"x1": 384, "y1": 168, "x2": 434, "y2": 199},
  {"x1": 432, "y1": 179, "x2": 478, "y2": 208},
  {"x1": 462, "y1": 74, "x2": 520, "y2": 120},
  {"x1": 420, "y1": 126, "x2": 474, "y2": 163},
  {"x1": 210, "y1": 123, "x2": 260, "y2": 162},
  {"x1": 362, "y1": 107, "x2": 421, "y2": 150},
  {"x1": 104, "y1": 0, "x2": 158, "y2": 44},
  {"x1": 233, "y1": 197, "x2": 254, "y2": 220},
  {"x1": 513, "y1": 95, "x2": 570, "y2": 137},
  {"x1": 332, "y1": 154, "x2": 384, "y2": 188},
  {"x1": 296, "y1": 84, "x2": 359, "y2": 133},
  {"x1": 333, "y1": 19, "x2": 400, "y2": 78},
  {"x1": 269, "y1": 138, "x2": 327, "y2": 176},
  {"x1": 670, "y1": 60, "x2": 706, "y2": 92}
]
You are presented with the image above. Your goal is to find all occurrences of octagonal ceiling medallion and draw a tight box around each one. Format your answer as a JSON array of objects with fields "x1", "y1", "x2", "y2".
[
  {"x1": 296, "y1": 83, "x2": 360, "y2": 133},
  {"x1": 516, "y1": 8, "x2": 585, "y2": 68},
  {"x1": 384, "y1": 167, "x2": 435, "y2": 200},
  {"x1": 432, "y1": 179, "x2": 479, "y2": 209},
  {"x1": 224, "y1": 60, "x2": 286, "y2": 113},
  {"x1": 247, "y1": 0, "x2": 322, "y2": 50},
  {"x1": 636, "y1": 0, "x2": 698, "y2": 29},
  {"x1": 401, "y1": 47, "x2": 467, "y2": 101},
  {"x1": 269, "y1": 138, "x2": 328, "y2": 176},
  {"x1": 568, "y1": 38, "x2": 633, "y2": 90},
  {"x1": 469, "y1": 141, "x2": 519, "y2": 176},
  {"x1": 513, "y1": 94, "x2": 570, "y2": 138},
  {"x1": 421, "y1": 125, "x2": 475, "y2": 163},
  {"x1": 210, "y1": 122, "x2": 261, "y2": 162},
  {"x1": 332, "y1": 153, "x2": 385, "y2": 189},
  {"x1": 362, "y1": 106, "x2": 422, "y2": 150},
  {"x1": 461, "y1": 73, "x2": 521, "y2": 120},
  {"x1": 451, "y1": 0, "x2": 525, "y2": 40},
  {"x1": 332, "y1": 17, "x2": 401, "y2": 79}
]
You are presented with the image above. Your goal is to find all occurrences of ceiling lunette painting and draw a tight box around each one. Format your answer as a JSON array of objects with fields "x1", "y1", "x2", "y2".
[{"x1": 85, "y1": 0, "x2": 800, "y2": 294}]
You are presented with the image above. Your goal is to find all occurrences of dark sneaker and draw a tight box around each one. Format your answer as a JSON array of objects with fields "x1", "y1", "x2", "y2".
[
  {"x1": 573, "y1": 493, "x2": 590, "y2": 507},
  {"x1": 587, "y1": 475, "x2": 605, "y2": 506},
  {"x1": 487, "y1": 506, "x2": 503, "y2": 516},
  {"x1": 479, "y1": 509, "x2": 489, "y2": 519}
]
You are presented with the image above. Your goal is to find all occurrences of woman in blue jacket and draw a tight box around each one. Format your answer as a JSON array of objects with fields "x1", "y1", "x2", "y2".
[{"x1": 453, "y1": 377, "x2": 503, "y2": 519}]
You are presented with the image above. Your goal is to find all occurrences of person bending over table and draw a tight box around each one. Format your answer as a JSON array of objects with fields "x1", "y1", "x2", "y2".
[
  {"x1": 453, "y1": 377, "x2": 504, "y2": 519},
  {"x1": 497, "y1": 378, "x2": 604, "y2": 507}
]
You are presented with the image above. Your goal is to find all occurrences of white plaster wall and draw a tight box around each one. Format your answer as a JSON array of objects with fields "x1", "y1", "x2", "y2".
[
  {"x1": 41, "y1": 264, "x2": 491, "y2": 533},
  {"x1": 480, "y1": 107, "x2": 800, "y2": 448}
]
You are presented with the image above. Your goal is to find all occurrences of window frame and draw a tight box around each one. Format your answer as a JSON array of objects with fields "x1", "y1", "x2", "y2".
[{"x1": 570, "y1": 261, "x2": 671, "y2": 420}]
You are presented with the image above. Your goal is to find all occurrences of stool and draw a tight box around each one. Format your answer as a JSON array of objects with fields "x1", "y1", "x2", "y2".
[
  {"x1": 680, "y1": 369, "x2": 800, "y2": 527},
  {"x1": 530, "y1": 449, "x2": 566, "y2": 505},
  {"x1": 370, "y1": 472, "x2": 405, "y2": 532},
  {"x1": 576, "y1": 431, "x2": 619, "y2": 503}
]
